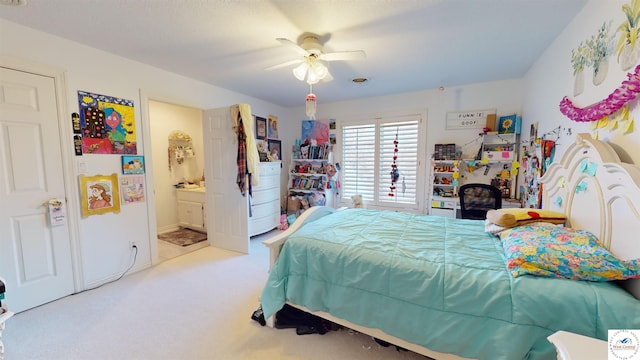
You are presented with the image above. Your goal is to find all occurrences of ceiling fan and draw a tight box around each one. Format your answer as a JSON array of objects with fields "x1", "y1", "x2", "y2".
[{"x1": 265, "y1": 34, "x2": 366, "y2": 84}]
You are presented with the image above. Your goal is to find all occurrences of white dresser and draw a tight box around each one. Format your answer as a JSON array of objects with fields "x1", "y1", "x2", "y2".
[{"x1": 249, "y1": 162, "x2": 281, "y2": 237}]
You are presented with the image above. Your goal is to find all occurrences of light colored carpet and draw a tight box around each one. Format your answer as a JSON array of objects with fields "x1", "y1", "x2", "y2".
[
  {"x1": 3, "y1": 232, "x2": 429, "y2": 360},
  {"x1": 157, "y1": 236, "x2": 209, "y2": 263}
]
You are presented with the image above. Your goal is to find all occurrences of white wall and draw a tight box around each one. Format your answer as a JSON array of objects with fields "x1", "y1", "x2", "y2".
[
  {"x1": 0, "y1": 19, "x2": 289, "y2": 288},
  {"x1": 523, "y1": 0, "x2": 640, "y2": 164}
]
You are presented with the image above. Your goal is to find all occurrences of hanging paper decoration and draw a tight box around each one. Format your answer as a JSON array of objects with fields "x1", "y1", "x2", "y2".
[
  {"x1": 559, "y1": 64, "x2": 640, "y2": 122},
  {"x1": 541, "y1": 140, "x2": 556, "y2": 175},
  {"x1": 306, "y1": 90, "x2": 317, "y2": 120},
  {"x1": 389, "y1": 130, "x2": 400, "y2": 197}
]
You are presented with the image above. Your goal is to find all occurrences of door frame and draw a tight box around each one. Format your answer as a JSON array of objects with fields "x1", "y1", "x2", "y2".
[
  {"x1": 0, "y1": 55, "x2": 83, "y2": 291},
  {"x1": 138, "y1": 89, "x2": 205, "y2": 265}
]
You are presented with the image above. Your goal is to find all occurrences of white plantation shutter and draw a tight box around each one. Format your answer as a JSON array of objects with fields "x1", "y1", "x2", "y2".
[
  {"x1": 342, "y1": 124, "x2": 376, "y2": 201},
  {"x1": 378, "y1": 119, "x2": 418, "y2": 205},
  {"x1": 341, "y1": 114, "x2": 421, "y2": 209}
]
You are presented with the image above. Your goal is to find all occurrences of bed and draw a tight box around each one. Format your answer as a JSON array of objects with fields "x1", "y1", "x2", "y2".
[{"x1": 260, "y1": 134, "x2": 640, "y2": 360}]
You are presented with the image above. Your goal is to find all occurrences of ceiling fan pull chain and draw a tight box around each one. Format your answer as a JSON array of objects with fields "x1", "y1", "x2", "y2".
[{"x1": 306, "y1": 84, "x2": 317, "y2": 120}]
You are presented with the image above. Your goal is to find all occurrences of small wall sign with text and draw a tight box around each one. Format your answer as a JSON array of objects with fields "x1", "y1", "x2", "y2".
[{"x1": 446, "y1": 109, "x2": 496, "y2": 130}]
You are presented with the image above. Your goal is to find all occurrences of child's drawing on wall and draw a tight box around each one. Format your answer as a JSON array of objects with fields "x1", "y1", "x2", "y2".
[{"x1": 88, "y1": 183, "x2": 113, "y2": 209}]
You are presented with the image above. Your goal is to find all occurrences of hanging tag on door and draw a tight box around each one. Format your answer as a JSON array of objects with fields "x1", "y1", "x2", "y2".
[{"x1": 47, "y1": 198, "x2": 67, "y2": 226}]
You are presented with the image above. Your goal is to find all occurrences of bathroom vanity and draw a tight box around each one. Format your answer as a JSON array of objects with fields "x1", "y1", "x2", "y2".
[{"x1": 176, "y1": 187, "x2": 206, "y2": 233}]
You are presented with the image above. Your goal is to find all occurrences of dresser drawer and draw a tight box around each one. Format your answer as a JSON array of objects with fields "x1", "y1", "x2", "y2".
[
  {"x1": 252, "y1": 187, "x2": 279, "y2": 205},
  {"x1": 254, "y1": 173, "x2": 279, "y2": 190},
  {"x1": 249, "y1": 212, "x2": 279, "y2": 236},
  {"x1": 259, "y1": 162, "x2": 281, "y2": 176},
  {"x1": 249, "y1": 199, "x2": 280, "y2": 236},
  {"x1": 251, "y1": 199, "x2": 279, "y2": 219}
]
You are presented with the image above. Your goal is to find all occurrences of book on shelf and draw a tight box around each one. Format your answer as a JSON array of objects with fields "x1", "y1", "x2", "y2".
[{"x1": 294, "y1": 143, "x2": 331, "y2": 160}]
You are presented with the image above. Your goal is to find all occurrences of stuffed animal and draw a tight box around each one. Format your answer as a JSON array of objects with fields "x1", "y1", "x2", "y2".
[
  {"x1": 279, "y1": 214, "x2": 289, "y2": 230},
  {"x1": 351, "y1": 194, "x2": 365, "y2": 209}
]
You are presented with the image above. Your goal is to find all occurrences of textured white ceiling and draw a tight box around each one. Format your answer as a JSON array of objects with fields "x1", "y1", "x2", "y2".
[{"x1": 0, "y1": 0, "x2": 587, "y2": 107}]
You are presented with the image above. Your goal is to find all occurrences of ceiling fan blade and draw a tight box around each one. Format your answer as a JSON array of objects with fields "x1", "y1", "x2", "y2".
[
  {"x1": 276, "y1": 38, "x2": 309, "y2": 57},
  {"x1": 320, "y1": 50, "x2": 366, "y2": 62},
  {"x1": 264, "y1": 59, "x2": 303, "y2": 71}
]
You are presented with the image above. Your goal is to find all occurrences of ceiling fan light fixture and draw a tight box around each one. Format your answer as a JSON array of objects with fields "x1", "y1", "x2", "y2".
[
  {"x1": 292, "y1": 57, "x2": 329, "y2": 85},
  {"x1": 292, "y1": 63, "x2": 308, "y2": 81},
  {"x1": 273, "y1": 34, "x2": 365, "y2": 86},
  {"x1": 312, "y1": 62, "x2": 328, "y2": 79}
]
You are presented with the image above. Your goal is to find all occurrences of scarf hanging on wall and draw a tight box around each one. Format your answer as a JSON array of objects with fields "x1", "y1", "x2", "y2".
[{"x1": 235, "y1": 113, "x2": 251, "y2": 196}]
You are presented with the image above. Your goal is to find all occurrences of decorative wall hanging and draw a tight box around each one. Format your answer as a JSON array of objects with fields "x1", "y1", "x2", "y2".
[
  {"x1": 587, "y1": 21, "x2": 613, "y2": 86},
  {"x1": 388, "y1": 129, "x2": 399, "y2": 197},
  {"x1": 268, "y1": 115, "x2": 279, "y2": 139},
  {"x1": 167, "y1": 130, "x2": 194, "y2": 171},
  {"x1": 570, "y1": 21, "x2": 614, "y2": 93},
  {"x1": 72, "y1": 112, "x2": 83, "y2": 156},
  {"x1": 571, "y1": 43, "x2": 588, "y2": 96},
  {"x1": 73, "y1": 134, "x2": 83, "y2": 156},
  {"x1": 267, "y1": 139, "x2": 281, "y2": 161},
  {"x1": 497, "y1": 114, "x2": 521, "y2": 134},
  {"x1": 77, "y1": 91, "x2": 137, "y2": 154},
  {"x1": 563, "y1": 2, "x2": 640, "y2": 129},
  {"x1": 540, "y1": 140, "x2": 556, "y2": 176},
  {"x1": 120, "y1": 175, "x2": 145, "y2": 204},
  {"x1": 560, "y1": 64, "x2": 640, "y2": 122},
  {"x1": 301, "y1": 119, "x2": 329, "y2": 145},
  {"x1": 121, "y1": 155, "x2": 145, "y2": 175},
  {"x1": 617, "y1": 0, "x2": 640, "y2": 71},
  {"x1": 79, "y1": 173, "x2": 121, "y2": 217},
  {"x1": 306, "y1": 91, "x2": 317, "y2": 120},
  {"x1": 255, "y1": 116, "x2": 267, "y2": 139},
  {"x1": 445, "y1": 109, "x2": 496, "y2": 130},
  {"x1": 71, "y1": 112, "x2": 81, "y2": 134}
]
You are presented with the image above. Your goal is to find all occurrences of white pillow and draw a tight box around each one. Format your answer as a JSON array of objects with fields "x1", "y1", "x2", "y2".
[{"x1": 484, "y1": 219, "x2": 507, "y2": 235}]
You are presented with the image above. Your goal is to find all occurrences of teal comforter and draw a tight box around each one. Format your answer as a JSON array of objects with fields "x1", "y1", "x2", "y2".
[{"x1": 260, "y1": 209, "x2": 640, "y2": 360}]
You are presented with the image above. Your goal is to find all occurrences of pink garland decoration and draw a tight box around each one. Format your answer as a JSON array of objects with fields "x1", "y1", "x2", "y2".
[{"x1": 559, "y1": 64, "x2": 640, "y2": 122}]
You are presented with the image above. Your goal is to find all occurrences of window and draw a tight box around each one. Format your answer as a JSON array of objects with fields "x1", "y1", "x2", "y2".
[{"x1": 341, "y1": 114, "x2": 422, "y2": 210}]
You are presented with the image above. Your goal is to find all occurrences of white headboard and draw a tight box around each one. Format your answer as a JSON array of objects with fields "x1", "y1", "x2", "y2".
[{"x1": 540, "y1": 133, "x2": 640, "y2": 298}]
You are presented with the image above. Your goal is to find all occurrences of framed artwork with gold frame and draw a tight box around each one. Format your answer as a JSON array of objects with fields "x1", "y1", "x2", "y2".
[{"x1": 79, "y1": 173, "x2": 120, "y2": 217}]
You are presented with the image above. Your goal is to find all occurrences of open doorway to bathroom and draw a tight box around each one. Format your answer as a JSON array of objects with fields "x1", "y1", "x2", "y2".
[{"x1": 148, "y1": 100, "x2": 209, "y2": 262}]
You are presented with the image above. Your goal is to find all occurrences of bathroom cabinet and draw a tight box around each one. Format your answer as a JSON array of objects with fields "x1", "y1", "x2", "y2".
[{"x1": 176, "y1": 187, "x2": 206, "y2": 233}]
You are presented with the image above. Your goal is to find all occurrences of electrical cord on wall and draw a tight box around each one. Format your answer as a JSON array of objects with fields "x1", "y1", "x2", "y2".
[{"x1": 73, "y1": 244, "x2": 138, "y2": 295}]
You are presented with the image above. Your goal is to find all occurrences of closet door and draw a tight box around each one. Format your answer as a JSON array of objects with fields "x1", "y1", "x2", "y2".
[
  {"x1": 202, "y1": 107, "x2": 249, "y2": 254},
  {"x1": 0, "y1": 66, "x2": 75, "y2": 312}
]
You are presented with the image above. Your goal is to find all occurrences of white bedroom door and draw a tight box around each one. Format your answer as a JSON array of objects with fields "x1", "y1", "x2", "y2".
[
  {"x1": 202, "y1": 106, "x2": 250, "y2": 254},
  {"x1": 0, "y1": 67, "x2": 75, "y2": 313}
]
